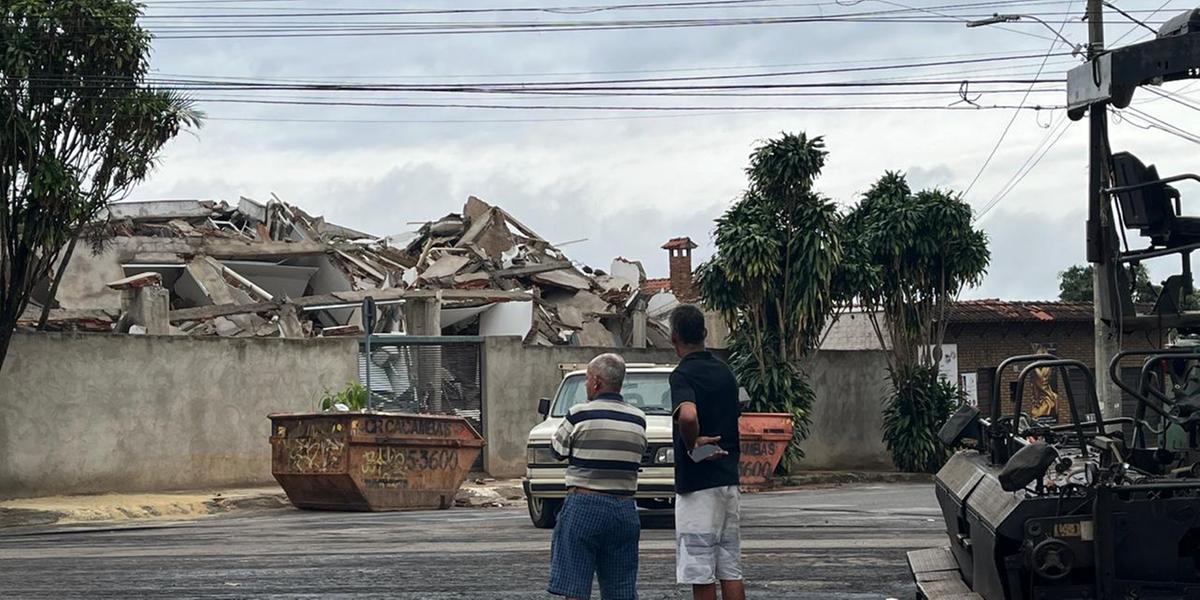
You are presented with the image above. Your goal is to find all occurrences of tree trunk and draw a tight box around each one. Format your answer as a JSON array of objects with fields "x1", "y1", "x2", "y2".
[{"x1": 37, "y1": 235, "x2": 78, "y2": 330}]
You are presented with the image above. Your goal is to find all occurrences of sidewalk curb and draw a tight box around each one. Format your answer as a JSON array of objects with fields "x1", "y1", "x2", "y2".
[
  {"x1": 769, "y1": 471, "x2": 933, "y2": 489},
  {"x1": 0, "y1": 488, "x2": 292, "y2": 530}
]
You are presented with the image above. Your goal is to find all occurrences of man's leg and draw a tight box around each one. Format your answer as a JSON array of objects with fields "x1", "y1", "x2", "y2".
[
  {"x1": 548, "y1": 495, "x2": 598, "y2": 600},
  {"x1": 690, "y1": 583, "x2": 718, "y2": 600},
  {"x1": 676, "y1": 489, "x2": 724, "y2": 598},
  {"x1": 719, "y1": 579, "x2": 746, "y2": 600},
  {"x1": 714, "y1": 486, "x2": 745, "y2": 600},
  {"x1": 595, "y1": 497, "x2": 640, "y2": 600}
]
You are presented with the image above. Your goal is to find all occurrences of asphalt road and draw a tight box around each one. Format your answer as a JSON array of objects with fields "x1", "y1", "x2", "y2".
[{"x1": 0, "y1": 483, "x2": 943, "y2": 600}]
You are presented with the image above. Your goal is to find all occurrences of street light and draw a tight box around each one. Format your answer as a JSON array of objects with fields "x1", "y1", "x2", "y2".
[{"x1": 966, "y1": 13, "x2": 1086, "y2": 55}]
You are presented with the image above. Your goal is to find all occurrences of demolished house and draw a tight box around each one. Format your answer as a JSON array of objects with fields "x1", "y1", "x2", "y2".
[{"x1": 20, "y1": 196, "x2": 671, "y2": 347}]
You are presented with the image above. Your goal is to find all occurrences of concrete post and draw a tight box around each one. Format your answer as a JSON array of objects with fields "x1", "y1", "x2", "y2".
[
  {"x1": 404, "y1": 297, "x2": 443, "y2": 412},
  {"x1": 114, "y1": 281, "x2": 169, "y2": 335},
  {"x1": 403, "y1": 297, "x2": 441, "y2": 335},
  {"x1": 631, "y1": 308, "x2": 647, "y2": 349}
]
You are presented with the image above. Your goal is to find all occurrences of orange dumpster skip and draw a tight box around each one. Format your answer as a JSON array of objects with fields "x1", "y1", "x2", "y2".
[
  {"x1": 269, "y1": 412, "x2": 485, "y2": 511},
  {"x1": 738, "y1": 413, "x2": 793, "y2": 487}
]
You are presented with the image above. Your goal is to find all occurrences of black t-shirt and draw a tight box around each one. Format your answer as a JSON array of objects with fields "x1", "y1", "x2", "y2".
[{"x1": 671, "y1": 351, "x2": 741, "y2": 494}]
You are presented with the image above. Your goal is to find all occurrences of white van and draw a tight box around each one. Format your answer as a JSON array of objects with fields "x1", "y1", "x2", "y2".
[{"x1": 522, "y1": 364, "x2": 677, "y2": 528}]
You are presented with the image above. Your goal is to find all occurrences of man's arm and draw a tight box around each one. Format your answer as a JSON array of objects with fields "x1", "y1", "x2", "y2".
[
  {"x1": 550, "y1": 411, "x2": 575, "y2": 461},
  {"x1": 672, "y1": 372, "x2": 724, "y2": 458},
  {"x1": 671, "y1": 371, "x2": 699, "y2": 449}
]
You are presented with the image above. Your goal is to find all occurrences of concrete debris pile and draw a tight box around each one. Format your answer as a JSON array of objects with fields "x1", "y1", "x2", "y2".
[
  {"x1": 21, "y1": 196, "x2": 669, "y2": 347},
  {"x1": 394, "y1": 196, "x2": 670, "y2": 347}
]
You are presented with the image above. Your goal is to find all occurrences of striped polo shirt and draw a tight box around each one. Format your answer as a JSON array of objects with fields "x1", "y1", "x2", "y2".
[{"x1": 551, "y1": 392, "x2": 648, "y2": 495}]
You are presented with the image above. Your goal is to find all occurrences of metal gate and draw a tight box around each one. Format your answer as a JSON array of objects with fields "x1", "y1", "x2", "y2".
[{"x1": 358, "y1": 335, "x2": 484, "y2": 468}]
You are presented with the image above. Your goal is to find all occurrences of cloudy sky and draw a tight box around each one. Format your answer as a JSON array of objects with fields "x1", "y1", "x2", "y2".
[{"x1": 127, "y1": 0, "x2": 1200, "y2": 300}]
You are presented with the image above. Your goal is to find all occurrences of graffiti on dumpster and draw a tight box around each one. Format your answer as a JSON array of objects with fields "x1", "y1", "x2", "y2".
[
  {"x1": 361, "y1": 447, "x2": 409, "y2": 489},
  {"x1": 359, "y1": 417, "x2": 454, "y2": 438},
  {"x1": 739, "y1": 440, "x2": 779, "y2": 480},
  {"x1": 285, "y1": 422, "x2": 346, "y2": 473},
  {"x1": 360, "y1": 448, "x2": 459, "y2": 489}
]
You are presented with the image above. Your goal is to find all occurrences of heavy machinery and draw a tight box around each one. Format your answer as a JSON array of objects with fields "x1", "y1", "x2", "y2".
[{"x1": 908, "y1": 7, "x2": 1200, "y2": 599}]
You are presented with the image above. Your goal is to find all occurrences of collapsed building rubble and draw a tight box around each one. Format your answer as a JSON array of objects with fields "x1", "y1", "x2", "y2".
[{"x1": 20, "y1": 196, "x2": 671, "y2": 347}]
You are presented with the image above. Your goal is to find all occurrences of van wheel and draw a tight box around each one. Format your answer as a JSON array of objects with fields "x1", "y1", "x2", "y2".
[{"x1": 528, "y1": 495, "x2": 561, "y2": 529}]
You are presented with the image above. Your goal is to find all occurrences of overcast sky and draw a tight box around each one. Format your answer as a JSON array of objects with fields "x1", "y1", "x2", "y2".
[{"x1": 126, "y1": 0, "x2": 1200, "y2": 300}]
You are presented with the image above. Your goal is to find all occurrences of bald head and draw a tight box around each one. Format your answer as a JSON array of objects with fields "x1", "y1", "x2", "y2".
[{"x1": 586, "y1": 353, "x2": 626, "y2": 398}]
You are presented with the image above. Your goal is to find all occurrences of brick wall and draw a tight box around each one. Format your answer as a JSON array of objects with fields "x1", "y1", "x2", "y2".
[
  {"x1": 947, "y1": 321, "x2": 1163, "y2": 423},
  {"x1": 668, "y1": 249, "x2": 695, "y2": 302}
]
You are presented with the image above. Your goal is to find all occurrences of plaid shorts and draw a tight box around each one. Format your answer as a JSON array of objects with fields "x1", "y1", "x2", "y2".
[{"x1": 548, "y1": 493, "x2": 641, "y2": 599}]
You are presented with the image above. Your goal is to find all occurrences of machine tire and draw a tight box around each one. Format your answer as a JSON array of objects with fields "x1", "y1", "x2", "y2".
[{"x1": 528, "y1": 494, "x2": 562, "y2": 529}]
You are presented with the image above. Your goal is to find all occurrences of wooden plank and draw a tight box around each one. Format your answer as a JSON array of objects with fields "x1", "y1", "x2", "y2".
[
  {"x1": 907, "y1": 547, "x2": 959, "y2": 575},
  {"x1": 296, "y1": 288, "x2": 532, "y2": 306},
  {"x1": 491, "y1": 261, "x2": 572, "y2": 278},
  {"x1": 169, "y1": 288, "x2": 533, "y2": 322},
  {"x1": 170, "y1": 301, "x2": 280, "y2": 323},
  {"x1": 199, "y1": 239, "x2": 330, "y2": 258}
]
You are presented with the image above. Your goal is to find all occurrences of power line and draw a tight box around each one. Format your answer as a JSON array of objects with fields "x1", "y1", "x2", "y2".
[
  {"x1": 139, "y1": 47, "x2": 1064, "y2": 81},
  {"x1": 134, "y1": 0, "x2": 1085, "y2": 18},
  {"x1": 962, "y1": 0, "x2": 1078, "y2": 198},
  {"x1": 1143, "y1": 86, "x2": 1200, "y2": 112},
  {"x1": 1110, "y1": 0, "x2": 1171, "y2": 46},
  {"x1": 1100, "y1": 0, "x2": 1158, "y2": 35},
  {"x1": 974, "y1": 114, "x2": 1073, "y2": 220},
  {"x1": 44, "y1": 51, "x2": 1072, "y2": 88},
  {"x1": 1119, "y1": 106, "x2": 1200, "y2": 145},
  {"x1": 188, "y1": 96, "x2": 1063, "y2": 110},
  {"x1": 135, "y1": 11, "x2": 1116, "y2": 39}
]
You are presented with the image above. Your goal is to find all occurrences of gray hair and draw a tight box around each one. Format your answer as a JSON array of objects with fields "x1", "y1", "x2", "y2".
[{"x1": 588, "y1": 353, "x2": 626, "y2": 391}]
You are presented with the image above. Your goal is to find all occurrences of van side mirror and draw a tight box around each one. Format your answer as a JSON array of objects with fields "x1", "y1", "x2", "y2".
[{"x1": 538, "y1": 398, "x2": 551, "y2": 418}]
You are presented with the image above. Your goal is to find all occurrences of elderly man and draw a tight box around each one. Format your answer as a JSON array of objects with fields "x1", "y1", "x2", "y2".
[{"x1": 548, "y1": 353, "x2": 648, "y2": 600}]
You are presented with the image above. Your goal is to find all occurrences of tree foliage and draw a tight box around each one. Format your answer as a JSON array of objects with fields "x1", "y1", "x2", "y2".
[
  {"x1": 882, "y1": 365, "x2": 959, "y2": 473},
  {"x1": 840, "y1": 172, "x2": 990, "y2": 372},
  {"x1": 696, "y1": 132, "x2": 842, "y2": 465},
  {"x1": 0, "y1": 0, "x2": 200, "y2": 370},
  {"x1": 1059, "y1": 263, "x2": 1172, "y2": 305},
  {"x1": 836, "y1": 171, "x2": 989, "y2": 472}
]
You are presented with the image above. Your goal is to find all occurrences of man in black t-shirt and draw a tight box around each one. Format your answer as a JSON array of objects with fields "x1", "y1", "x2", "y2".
[{"x1": 668, "y1": 304, "x2": 745, "y2": 600}]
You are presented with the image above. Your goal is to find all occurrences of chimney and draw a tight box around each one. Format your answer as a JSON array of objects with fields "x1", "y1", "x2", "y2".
[{"x1": 662, "y1": 237, "x2": 698, "y2": 302}]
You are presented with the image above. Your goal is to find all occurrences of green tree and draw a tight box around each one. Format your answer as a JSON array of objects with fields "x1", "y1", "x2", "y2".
[
  {"x1": 1059, "y1": 263, "x2": 1162, "y2": 304},
  {"x1": 696, "y1": 132, "x2": 842, "y2": 466},
  {"x1": 0, "y1": 0, "x2": 200, "y2": 370},
  {"x1": 839, "y1": 172, "x2": 990, "y2": 472}
]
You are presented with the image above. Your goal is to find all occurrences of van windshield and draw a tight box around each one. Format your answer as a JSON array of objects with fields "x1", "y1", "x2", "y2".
[{"x1": 552, "y1": 373, "x2": 674, "y2": 417}]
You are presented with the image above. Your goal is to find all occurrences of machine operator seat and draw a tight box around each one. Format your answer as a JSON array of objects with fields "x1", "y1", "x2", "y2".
[{"x1": 1111, "y1": 151, "x2": 1200, "y2": 248}]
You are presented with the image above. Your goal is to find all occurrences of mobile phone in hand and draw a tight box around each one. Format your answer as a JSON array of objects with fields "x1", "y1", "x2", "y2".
[{"x1": 689, "y1": 444, "x2": 721, "y2": 462}]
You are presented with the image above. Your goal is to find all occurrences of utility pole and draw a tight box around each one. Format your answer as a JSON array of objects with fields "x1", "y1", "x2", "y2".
[{"x1": 1086, "y1": 0, "x2": 1121, "y2": 422}]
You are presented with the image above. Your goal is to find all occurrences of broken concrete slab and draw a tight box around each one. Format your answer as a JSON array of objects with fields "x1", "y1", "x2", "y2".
[
  {"x1": 531, "y1": 268, "x2": 592, "y2": 291},
  {"x1": 452, "y1": 272, "x2": 491, "y2": 289},
  {"x1": 463, "y1": 196, "x2": 491, "y2": 222},
  {"x1": 106, "y1": 272, "x2": 163, "y2": 291},
  {"x1": 419, "y1": 254, "x2": 472, "y2": 283},
  {"x1": 578, "y1": 318, "x2": 614, "y2": 347},
  {"x1": 610, "y1": 257, "x2": 647, "y2": 284}
]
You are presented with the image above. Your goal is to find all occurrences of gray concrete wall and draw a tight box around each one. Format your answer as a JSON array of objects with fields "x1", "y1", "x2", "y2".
[
  {"x1": 797, "y1": 350, "x2": 894, "y2": 471},
  {"x1": 480, "y1": 340, "x2": 894, "y2": 477},
  {"x1": 0, "y1": 332, "x2": 359, "y2": 499},
  {"x1": 482, "y1": 336, "x2": 678, "y2": 478}
]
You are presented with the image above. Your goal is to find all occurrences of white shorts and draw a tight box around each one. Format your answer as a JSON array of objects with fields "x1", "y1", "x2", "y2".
[{"x1": 675, "y1": 485, "x2": 742, "y2": 585}]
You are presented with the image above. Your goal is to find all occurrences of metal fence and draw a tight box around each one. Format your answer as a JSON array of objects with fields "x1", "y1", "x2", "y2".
[{"x1": 358, "y1": 336, "x2": 485, "y2": 467}]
